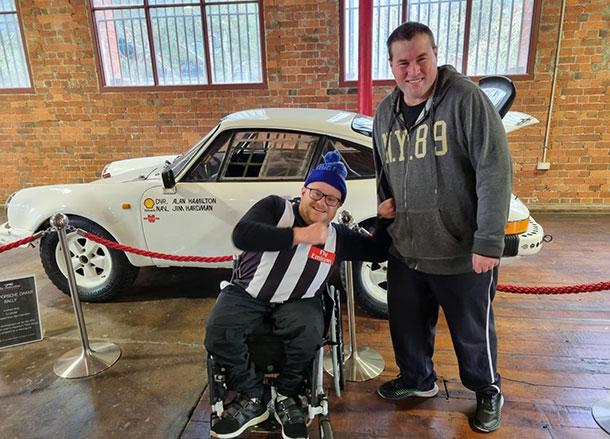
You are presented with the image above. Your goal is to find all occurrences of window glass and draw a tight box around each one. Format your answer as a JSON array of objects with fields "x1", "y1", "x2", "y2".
[
  {"x1": 0, "y1": 0, "x2": 32, "y2": 89},
  {"x1": 343, "y1": 0, "x2": 538, "y2": 80},
  {"x1": 150, "y1": 6, "x2": 207, "y2": 85},
  {"x1": 467, "y1": 0, "x2": 535, "y2": 75},
  {"x1": 94, "y1": 8, "x2": 153, "y2": 86},
  {"x1": 92, "y1": 0, "x2": 142, "y2": 6},
  {"x1": 206, "y1": 2, "x2": 262, "y2": 83},
  {"x1": 91, "y1": 0, "x2": 263, "y2": 88},
  {"x1": 182, "y1": 130, "x2": 231, "y2": 182},
  {"x1": 321, "y1": 138, "x2": 375, "y2": 179},
  {"x1": 169, "y1": 122, "x2": 220, "y2": 176},
  {"x1": 221, "y1": 131, "x2": 319, "y2": 180}
]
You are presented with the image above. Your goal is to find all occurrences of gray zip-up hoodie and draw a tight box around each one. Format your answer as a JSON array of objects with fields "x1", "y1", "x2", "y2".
[{"x1": 373, "y1": 65, "x2": 512, "y2": 275}]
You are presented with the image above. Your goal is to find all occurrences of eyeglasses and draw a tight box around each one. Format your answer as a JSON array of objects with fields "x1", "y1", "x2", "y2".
[{"x1": 305, "y1": 187, "x2": 342, "y2": 207}]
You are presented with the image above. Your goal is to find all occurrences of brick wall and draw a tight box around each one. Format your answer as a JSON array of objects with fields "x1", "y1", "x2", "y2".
[
  {"x1": 506, "y1": 0, "x2": 610, "y2": 207},
  {"x1": 1, "y1": 0, "x2": 608, "y2": 209}
]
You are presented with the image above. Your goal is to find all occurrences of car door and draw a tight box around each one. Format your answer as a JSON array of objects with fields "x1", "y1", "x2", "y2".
[{"x1": 140, "y1": 129, "x2": 321, "y2": 267}]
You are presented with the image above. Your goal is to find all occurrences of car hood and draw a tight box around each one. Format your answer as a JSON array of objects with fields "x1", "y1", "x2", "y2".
[{"x1": 101, "y1": 155, "x2": 178, "y2": 180}]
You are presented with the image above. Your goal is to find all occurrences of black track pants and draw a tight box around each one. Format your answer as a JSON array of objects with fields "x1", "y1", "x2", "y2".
[
  {"x1": 387, "y1": 254, "x2": 501, "y2": 392},
  {"x1": 204, "y1": 283, "x2": 325, "y2": 399}
]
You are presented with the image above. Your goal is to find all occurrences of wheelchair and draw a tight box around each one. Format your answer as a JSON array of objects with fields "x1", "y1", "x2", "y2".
[{"x1": 207, "y1": 284, "x2": 345, "y2": 438}]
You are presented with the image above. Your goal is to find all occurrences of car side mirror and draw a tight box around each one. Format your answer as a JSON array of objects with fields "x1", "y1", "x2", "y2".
[{"x1": 161, "y1": 167, "x2": 177, "y2": 194}]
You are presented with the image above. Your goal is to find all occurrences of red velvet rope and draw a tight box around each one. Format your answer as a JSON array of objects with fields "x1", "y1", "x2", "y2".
[
  {"x1": 83, "y1": 232, "x2": 233, "y2": 263},
  {"x1": 1, "y1": 232, "x2": 609, "y2": 294},
  {"x1": 0, "y1": 235, "x2": 37, "y2": 253},
  {"x1": 497, "y1": 282, "x2": 610, "y2": 295}
]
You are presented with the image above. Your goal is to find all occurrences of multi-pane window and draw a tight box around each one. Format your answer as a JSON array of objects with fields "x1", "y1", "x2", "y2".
[
  {"x1": 221, "y1": 131, "x2": 318, "y2": 180},
  {"x1": 343, "y1": 0, "x2": 539, "y2": 81},
  {"x1": 90, "y1": 0, "x2": 264, "y2": 88},
  {"x1": 0, "y1": 0, "x2": 32, "y2": 90},
  {"x1": 182, "y1": 129, "x2": 377, "y2": 183}
]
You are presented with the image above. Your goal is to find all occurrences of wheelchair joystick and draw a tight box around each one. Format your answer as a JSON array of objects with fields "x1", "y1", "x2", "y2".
[{"x1": 324, "y1": 210, "x2": 385, "y2": 382}]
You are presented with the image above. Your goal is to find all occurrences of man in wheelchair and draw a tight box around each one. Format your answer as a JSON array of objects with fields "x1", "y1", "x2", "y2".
[{"x1": 204, "y1": 151, "x2": 394, "y2": 439}]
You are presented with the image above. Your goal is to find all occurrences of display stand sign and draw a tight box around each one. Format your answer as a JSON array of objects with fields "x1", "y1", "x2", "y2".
[{"x1": 0, "y1": 276, "x2": 43, "y2": 349}]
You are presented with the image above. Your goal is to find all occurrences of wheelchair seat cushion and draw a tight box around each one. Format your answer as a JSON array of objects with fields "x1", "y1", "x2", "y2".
[{"x1": 247, "y1": 323, "x2": 285, "y2": 373}]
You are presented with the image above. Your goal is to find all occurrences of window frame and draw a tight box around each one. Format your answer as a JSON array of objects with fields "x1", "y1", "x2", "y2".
[
  {"x1": 218, "y1": 129, "x2": 323, "y2": 181},
  {"x1": 339, "y1": 0, "x2": 543, "y2": 86},
  {"x1": 87, "y1": 0, "x2": 267, "y2": 92},
  {"x1": 0, "y1": 0, "x2": 34, "y2": 94}
]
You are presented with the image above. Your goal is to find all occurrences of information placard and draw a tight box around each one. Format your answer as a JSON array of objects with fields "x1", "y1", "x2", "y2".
[{"x1": 0, "y1": 276, "x2": 43, "y2": 349}]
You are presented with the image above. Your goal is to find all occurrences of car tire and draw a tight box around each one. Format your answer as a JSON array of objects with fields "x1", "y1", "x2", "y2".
[
  {"x1": 39, "y1": 217, "x2": 139, "y2": 302},
  {"x1": 339, "y1": 220, "x2": 389, "y2": 319},
  {"x1": 342, "y1": 260, "x2": 389, "y2": 319}
]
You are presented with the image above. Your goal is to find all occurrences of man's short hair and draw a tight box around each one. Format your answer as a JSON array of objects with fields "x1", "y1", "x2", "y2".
[{"x1": 387, "y1": 22, "x2": 436, "y2": 60}]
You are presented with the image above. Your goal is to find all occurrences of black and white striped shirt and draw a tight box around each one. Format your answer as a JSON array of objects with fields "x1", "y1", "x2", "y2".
[{"x1": 231, "y1": 195, "x2": 389, "y2": 303}]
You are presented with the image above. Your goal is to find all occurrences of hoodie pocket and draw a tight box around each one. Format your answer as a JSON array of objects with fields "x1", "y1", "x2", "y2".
[{"x1": 409, "y1": 208, "x2": 463, "y2": 258}]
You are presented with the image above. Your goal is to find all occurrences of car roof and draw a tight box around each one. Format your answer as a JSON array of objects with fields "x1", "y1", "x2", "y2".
[{"x1": 220, "y1": 108, "x2": 372, "y2": 146}]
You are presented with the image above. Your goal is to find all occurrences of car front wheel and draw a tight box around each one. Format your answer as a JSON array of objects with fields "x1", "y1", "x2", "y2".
[
  {"x1": 40, "y1": 217, "x2": 139, "y2": 301},
  {"x1": 341, "y1": 259, "x2": 389, "y2": 320}
]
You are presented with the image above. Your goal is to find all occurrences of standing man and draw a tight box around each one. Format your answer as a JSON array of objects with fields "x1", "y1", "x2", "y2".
[
  {"x1": 205, "y1": 151, "x2": 393, "y2": 439},
  {"x1": 372, "y1": 22, "x2": 512, "y2": 433}
]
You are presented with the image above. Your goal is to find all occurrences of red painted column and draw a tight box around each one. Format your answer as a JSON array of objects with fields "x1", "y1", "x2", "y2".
[{"x1": 357, "y1": 0, "x2": 373, "y2": 116}]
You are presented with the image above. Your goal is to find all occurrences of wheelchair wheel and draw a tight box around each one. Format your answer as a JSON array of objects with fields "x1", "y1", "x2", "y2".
[
  {"x1": 309, "y1": 352, "x2": 321, "y2": 406},
  {"x1": 319, "y1": 416, "x2": 333, "y2": 439},
  {"x1": 207, "y1": 354, "x2": 227, "y2": 408},
  {"x1": 334, "y1": 289, "x2": 346, "y2": 391},
  {"x1": 207, "y1": 354, "x2": 219, "y2": 404}
]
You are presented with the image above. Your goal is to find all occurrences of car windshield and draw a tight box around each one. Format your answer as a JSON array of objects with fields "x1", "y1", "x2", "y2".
[
  {"x1": 169, "y1": 123, "x2": 220, "y2": 176},
  {"x1": 351, "y1": 114, "x2": 372, "y2": 137}
]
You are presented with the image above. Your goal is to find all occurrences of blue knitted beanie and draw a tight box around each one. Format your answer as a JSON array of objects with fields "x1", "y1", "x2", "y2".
[{"x1": 304, "y1": 151, "x2": 348, "y2": 202}]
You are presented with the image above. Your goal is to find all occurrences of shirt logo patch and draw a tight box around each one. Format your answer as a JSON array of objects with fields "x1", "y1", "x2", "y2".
[{"x1": 308, "y1": 247, "x2": 335, "y2": 265}]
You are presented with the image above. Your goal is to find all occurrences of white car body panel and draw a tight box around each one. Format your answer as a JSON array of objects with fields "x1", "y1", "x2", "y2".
[
  {"x1": 1, "y1": 108, "x2": 543, "y2": 270},
  {"x1": 139, "y1": 178, "x2": 376, "y2": 268},
  {"x1": 3, "y1": 183, "x2": 154, "y2": 266},
  {"x1": 102, "y1": 155, "x2": 178, "y2": 178},
  {"x1": 503, "y1": 111, "x2": 539, "y2": 133}
]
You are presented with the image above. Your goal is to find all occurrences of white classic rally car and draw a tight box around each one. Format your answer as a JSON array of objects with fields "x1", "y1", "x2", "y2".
[{"x1": 1, "y1": 104, "x2": 544, "y2": 319}]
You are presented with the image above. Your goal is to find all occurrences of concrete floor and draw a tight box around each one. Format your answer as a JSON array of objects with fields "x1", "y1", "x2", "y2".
[{"x1": 0, "y1": 211, "x2": 231, "y2": 439}]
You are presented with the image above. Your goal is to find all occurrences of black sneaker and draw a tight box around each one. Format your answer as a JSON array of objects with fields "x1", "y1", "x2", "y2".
[
  {"x1": 473, "y1": 389, "x2": 504, "y2": 433},
  {"x1": 211, "y1": 394, "x2": 269, "y2": 438},
  {"x1": 377, "y1": 376, "x2": 439, "y2": 400},
  {"x1": 274, "y1": 396, "x2": 309, "y2": 439}
]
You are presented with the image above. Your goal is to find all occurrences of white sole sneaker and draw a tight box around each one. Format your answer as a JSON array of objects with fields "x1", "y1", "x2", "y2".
[
  {"x1": 412, "y1": 382, "x2": 440, "y2": 397},
  {"x1": 211, "y1": 409, "x2": 269, "y2": 438},
  {"x1": 377, "y1": 381, "x2": 439, "y2": 400}
]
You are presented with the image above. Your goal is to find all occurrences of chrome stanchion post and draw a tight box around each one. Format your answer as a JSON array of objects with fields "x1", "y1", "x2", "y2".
[
  {"x1": 324, "y1": 210, "x2": 384, "y2": 381},
  {"x1": 50, "y1": 213, "x2": 121, "y2": 379},
  {"x1": 341, "y1": 259, "x2": 385, "y2": 381},
  {"x1": 592, "y1": 397, "x2": 610, "y2": 433}
]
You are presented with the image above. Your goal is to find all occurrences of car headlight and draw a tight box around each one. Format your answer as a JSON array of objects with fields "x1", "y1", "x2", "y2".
[{"x1": 5, "y1": 192, "x2": 15, "y2": 217}]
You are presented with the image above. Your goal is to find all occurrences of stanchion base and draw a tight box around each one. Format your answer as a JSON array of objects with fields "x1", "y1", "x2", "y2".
[
  {"x1": 592, "y1": 397, "x2": 610, "y2": 433},
  {"x1": 344, "y1": 346, "x2": 385, "y2": 382},
  {"x1": 53, "y1": 342, "x2": 121, "y2": 379},
  {"x1": 323, "y1": 346, "x2": 384, "y2": 382}
]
